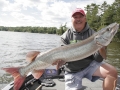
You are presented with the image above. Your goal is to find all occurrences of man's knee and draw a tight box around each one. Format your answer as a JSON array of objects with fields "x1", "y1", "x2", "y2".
[{"x1": 107, "y1": 67, "x2": 118, "y2": 79}]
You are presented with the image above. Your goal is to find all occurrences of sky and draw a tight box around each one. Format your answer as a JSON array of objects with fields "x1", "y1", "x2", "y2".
[{"x1": 0, "y1": 0, "x2": 115, "y2": 28}]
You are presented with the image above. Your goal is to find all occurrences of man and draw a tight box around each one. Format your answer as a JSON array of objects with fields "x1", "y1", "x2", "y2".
[{"x1": 60, "y1": 8, "x2": 117, "y2": 90}]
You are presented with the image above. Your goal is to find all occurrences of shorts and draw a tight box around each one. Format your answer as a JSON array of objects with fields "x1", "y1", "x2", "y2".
[{"x1": 65, "y1": 60, "x2": 104, "y2": 90}]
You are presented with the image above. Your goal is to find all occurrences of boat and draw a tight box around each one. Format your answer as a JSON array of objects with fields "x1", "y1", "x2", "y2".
[{"x1": 2, "y1": 68, "x2": 120, "y2": 90}]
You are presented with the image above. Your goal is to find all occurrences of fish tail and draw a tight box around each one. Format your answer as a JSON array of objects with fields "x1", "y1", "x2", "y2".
[{"x1": 2, "y1": 67, "x2": 26, "y2": 90}]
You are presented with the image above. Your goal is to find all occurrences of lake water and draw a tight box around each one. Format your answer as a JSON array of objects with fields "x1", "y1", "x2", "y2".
[{"x1": 0, "y1": 31, "x2": 120, "y2": 89}]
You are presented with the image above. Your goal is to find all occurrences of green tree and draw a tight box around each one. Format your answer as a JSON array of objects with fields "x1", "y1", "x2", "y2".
[
  {"x1": 112, "y1": 0, "x2": 120, "y2": 23},
  {"x1": 99, "y1": 1, "x2": 109, "y2": 27},
  {"x1": 57, "y1": 23, "x2": 67, "y2": 35},
  {"x1": 85, "y1": 3, "x2": 100, "y2": 31}
]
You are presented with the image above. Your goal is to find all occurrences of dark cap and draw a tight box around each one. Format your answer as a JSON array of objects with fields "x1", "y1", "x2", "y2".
[{"x1": 72, "y1": 8, "x2": 86, "y2": 17}]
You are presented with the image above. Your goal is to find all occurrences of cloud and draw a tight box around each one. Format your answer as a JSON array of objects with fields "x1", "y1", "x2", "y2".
[
  {"x1": 11, "y1": 12, "x2": 35, "y2": 22},
  {"x1": 0, "y1": 0, "x2": 9, "y2": 10},
  {"x1": 93, "y1": 0, "x2": 115, "y2": 5},
  {"x1": 1, "y1": 13, "x2": 7, "y2": 16},
  {"x1": 0, "y1": 0, "x2": 115, "y2": 27}
]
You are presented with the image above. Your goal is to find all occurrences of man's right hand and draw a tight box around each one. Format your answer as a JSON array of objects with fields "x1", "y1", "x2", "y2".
[{"x1": 52, "y1": 60, "x2": 65, "y2": 70}]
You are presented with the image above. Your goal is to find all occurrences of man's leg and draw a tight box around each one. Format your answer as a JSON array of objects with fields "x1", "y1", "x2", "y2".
[
  {"x1": 65, "y1": 72, "x2": 83, "y2": 90},
  {"x1": 93, "y1": 63, "x2": 118, "y2": 90}
]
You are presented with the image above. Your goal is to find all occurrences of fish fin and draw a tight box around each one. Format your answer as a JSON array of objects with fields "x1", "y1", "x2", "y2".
[
  {"x1": 26, "y1": 51, "x2": 40, "y2": 63},
  {"x1": 32, "y1": 69, "x2": 44, "y2": 79},
  {"x1": 2, "y1": 67, "x2": 26, "y2": 90}
]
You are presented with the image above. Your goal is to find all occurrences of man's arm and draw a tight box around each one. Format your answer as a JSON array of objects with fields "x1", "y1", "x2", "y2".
[{"x1": 99, "y1": 46, "x2": 107, "y2": 60}]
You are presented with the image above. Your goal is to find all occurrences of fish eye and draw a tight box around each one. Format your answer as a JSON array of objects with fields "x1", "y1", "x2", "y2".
[{"x1": 106, "y1": 28, "x2": 110, "y2": 31}]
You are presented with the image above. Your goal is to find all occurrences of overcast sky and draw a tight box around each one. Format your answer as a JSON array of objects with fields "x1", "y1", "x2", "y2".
[{"x1": 0, "y1": 0, "x2": 115, "y2": 28}]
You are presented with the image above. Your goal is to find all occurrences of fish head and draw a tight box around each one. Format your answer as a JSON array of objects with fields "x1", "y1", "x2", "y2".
[{"x1": 94, "y1": 23, "x2": 119, "y2": 47}]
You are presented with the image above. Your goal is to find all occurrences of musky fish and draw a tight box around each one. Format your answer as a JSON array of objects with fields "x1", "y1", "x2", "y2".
[{"x1": 1, "y1": 22, "x2": 119, "y2": 90}]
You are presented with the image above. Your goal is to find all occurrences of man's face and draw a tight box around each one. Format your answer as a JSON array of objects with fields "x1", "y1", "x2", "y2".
[{"x1": 72, "y1": 12, "x2": 86, "y2": 32}]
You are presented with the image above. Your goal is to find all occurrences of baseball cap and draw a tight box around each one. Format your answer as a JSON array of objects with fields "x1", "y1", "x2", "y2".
[{"x1": 71, "y1": 8, "x2": 86, "y2": 17}]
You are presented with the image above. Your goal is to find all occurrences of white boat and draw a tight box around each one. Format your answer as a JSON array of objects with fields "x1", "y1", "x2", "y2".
[{"x1": 2, "y1": 68, "x2": 120, "y2": 90}]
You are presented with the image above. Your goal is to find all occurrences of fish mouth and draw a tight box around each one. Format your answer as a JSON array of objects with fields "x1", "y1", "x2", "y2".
[
  {"x1": 110, "y1": 24, "x2": 119, "y2": 35},
  {"x1": 103, "y1": 36, "x2": 109, "y2": 41},
  {"x1": 111, "y1": 29, "x2": 116, "y2": 35}
]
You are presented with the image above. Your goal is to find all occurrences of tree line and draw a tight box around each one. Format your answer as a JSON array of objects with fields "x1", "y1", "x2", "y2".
[
  {"x1": 0, "y1": 0, "x2": 120, "y2": 40},
  {"x1": 85, "y1": 0, "x2": 120, "y2": 40},
  {"x1": 0, "y1": 23, "x2": 67, "y2": 35}
]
